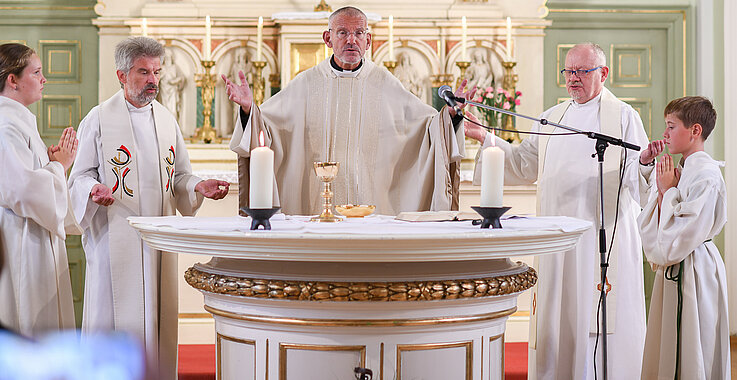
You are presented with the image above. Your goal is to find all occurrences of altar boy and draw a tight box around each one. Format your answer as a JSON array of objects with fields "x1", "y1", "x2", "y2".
[{"x1": 637, "y1": 96, "x2": 729, "y2": 379}]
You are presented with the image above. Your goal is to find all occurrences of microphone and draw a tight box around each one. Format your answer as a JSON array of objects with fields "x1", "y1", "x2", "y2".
[{"x1": 438, "y1": 85, "x2": 462, "y2": 114}]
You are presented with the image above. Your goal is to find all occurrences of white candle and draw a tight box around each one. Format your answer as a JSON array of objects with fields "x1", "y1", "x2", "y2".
[
  {"x1": 506, "y1": 17, "x2": 513, "y2": 60},
  {"x1": 461, "y1": 16, "x2": 467, "y2": 60},
  {"x1": 257, "y1": 16, "x2": 263, "y2": 61},
  {"x1": 480, "y1": 144, "x2": 504, "y2": 207},
  {"x1": 388, "y1": 15, "x2": 394, "y2": 61},
  {"x1": 250, "y1": 131, "x2": 274, "y2": 209},
  {"x1": 204, "y1": 15, "x2": 212, "y2": 60},
  {"x1": 141, "y1": 18, "x2": 148, "y2": 37}
]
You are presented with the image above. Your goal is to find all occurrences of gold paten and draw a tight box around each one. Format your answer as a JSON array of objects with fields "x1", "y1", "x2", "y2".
[{"x1": 335, "y1": 204, "x2": 376, "y2": 218}]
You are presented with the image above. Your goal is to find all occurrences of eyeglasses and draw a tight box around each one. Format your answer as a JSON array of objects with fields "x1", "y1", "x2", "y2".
[
  {"x1": 329, "y1": 28, "x2": 368, "y2": 40},
  {"x1": 560, "y1": 66, "x2": 603, "y2": 77}
]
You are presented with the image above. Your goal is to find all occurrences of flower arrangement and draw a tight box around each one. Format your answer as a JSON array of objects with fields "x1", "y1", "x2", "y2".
[{"x1": 474, "y1": 87, "x2": 522, "y2": 130}]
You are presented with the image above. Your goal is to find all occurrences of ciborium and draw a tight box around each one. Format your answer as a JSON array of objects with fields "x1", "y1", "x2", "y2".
[{"x1": 310, "y1": 161, "x2": 342, "y2": 222}]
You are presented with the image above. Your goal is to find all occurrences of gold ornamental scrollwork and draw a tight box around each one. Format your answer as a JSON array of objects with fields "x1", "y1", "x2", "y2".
[{"x1": 184, "y1": 264, "x2": 537, "y2": 301}]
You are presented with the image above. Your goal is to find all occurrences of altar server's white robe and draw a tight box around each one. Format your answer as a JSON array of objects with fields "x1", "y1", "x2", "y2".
[
  {"x1": 476, "y1": 90, "x2": 651, "y2": 379},
  {"x1": 231, "y1": 58, "x2": 464, "y2": 215},
  {"x1": 638, "y1": 151, "x2": 729, "y2": 380},
  {"x1": 0, "y1": 96, "x2": 77, "y2": 336},
  {"x1": 68, "y1": 95, "x2": 203, "y2": 379}
]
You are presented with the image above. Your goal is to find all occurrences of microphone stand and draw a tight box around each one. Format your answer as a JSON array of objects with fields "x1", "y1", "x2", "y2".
[{"x1": 459, "y1": 98, "x2": 640, "y2": 380}]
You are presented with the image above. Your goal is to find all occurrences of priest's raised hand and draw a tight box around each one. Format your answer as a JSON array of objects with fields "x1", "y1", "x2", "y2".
[
  {"x1": 195, "y1": 179, "x2": 230, "y2": 200},
  {"x1": 221, "y1": 70, "x2": 252, "y2": 114}
]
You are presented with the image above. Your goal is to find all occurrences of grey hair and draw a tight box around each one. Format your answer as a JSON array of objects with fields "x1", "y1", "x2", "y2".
[
  {"x1": 328, "y1": 6, "x2": 367, "y2": 29},
  {"x1": 114, "y1": 37, "x2": 164, "y2": 75},
  {"x1": 572, "y1": 42, "x2": 607, "y2": 66}
]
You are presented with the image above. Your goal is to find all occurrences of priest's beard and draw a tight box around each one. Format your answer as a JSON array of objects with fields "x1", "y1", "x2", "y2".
[{"x1": 127, "y1": 83, "x2": 159, "y2": 106}]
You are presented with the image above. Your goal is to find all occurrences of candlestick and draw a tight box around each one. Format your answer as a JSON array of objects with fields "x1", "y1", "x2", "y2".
[
  {"x1": 204, "y1": 16, "x2": 212, "y2": 60},
  {"x1": 480, "y1": 145, "x2": 504, "y2": 207},
  {"x1": 250, "y1": 131, "x2": 274, "y2": 209},
  {"x1": 141, "y1": 18, "x2": 148, "y2": 37},
  {"x1": 455, "y1": 60, "x2": 470, "y2": 90},
  {"x1": 383, "y1": 60, "x2": 397, "y2": 75},
  {"x1": 500, "y1": 60, "x2": 520, "y2": 143},
  {"x1": 257, "y1": 16, "x2": 263, "y2": 61},
  {"x1": 506, "y1": 17, "x2": 512, "y2": 60},
  {"x1": 193, "y1": 60, "x2": 220, "y2": 143},
  {"x1": 388, "y1": 15, "x2": 394, "y2": 61},
  {"x1": 252, "y1": 61, "x2": 266, "y2": 105}
]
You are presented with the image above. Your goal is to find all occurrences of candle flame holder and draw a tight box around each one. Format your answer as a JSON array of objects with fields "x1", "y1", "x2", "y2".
[
  {"x1": 241, "y1": 207, "x2": 281, "y2": 230},
  {"x1": 383, "y1": 60, "x2": 397, "y2": 75},
  {"x1": 311, "y1": 161, "x2": 342, "y2": 223},
  {"x1": 471, "y1": 206, "x2": 511, "y2": 229}
]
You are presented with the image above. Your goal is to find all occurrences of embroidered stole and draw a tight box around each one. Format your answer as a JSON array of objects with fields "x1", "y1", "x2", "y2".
[
  {"x1": 99, "y1": 90, "x2": 178, "y2": 343},
  {"x1": 529, "y1": 88, "x2": 623, "y2": 349}
]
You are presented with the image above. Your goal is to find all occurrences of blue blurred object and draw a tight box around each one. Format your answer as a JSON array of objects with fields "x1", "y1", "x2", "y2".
[{"x1": 0, "y1": 330, "x2": 144, "y2": 380}]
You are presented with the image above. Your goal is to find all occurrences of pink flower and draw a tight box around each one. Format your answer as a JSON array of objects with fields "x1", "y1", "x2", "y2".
[
  {"x1": 486, "y1": 86, "x2": 493, "y2": 93},
  {"x1": 474, "y1": 96, "x2": 483, "y2": 103},
  {"x1": 515, "y1": 98, "x2": 521, "y2": 106},
  {"x1": 516, "y1": 90, "x2": 522, "y2": 96},
  {"x1": 503, "y1": 102, "x2": 511, "y2": 110},
  {"x1": 485, "y1": 92, "x2": 493, "y2": 99},
  {"x1": 503, "y1": 90, "x2": 511, "y2": 98},
  {"x1": 496, "y1": 87, "x2": 504, "y2": 93}
]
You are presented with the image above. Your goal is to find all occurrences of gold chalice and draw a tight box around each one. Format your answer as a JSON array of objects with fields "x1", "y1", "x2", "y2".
[{"x1": 310, "y1": 162, "x2": 342, "y2": 222}]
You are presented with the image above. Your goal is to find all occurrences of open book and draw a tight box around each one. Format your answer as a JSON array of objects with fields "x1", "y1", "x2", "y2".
[{"x1": 395, "y1": 210, "x2": 480, "y2": 222}]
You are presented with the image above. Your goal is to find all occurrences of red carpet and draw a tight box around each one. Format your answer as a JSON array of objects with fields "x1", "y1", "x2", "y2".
[{"x1": 178, "y1": 342, "x2": 528, "y2": 379}]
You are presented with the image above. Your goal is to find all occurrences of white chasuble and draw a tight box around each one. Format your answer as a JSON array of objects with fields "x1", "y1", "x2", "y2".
[
  {"x1": 475, "y1": 88, "x2": 651, "y2": 380},
  {"x1": 638, "y1": 151, "x2": 730, "y2": 380},
  {"x1": 68, "y1": 90, "x2": 203, "y2": 379},
  {"x1": 231, "y1": 58, "x2": 464, "y2": 215},
  {"x1": 0, "y1": 96, "x2": 77, "y2": 336}
]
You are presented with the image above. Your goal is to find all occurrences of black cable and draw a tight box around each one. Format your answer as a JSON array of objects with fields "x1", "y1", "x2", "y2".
[
  {"x1": 462, "y1": 115, "x2": 580, "y2": 137},
  {"x1": 593, "y1": 148, "x2": 627, "y2": 380}
]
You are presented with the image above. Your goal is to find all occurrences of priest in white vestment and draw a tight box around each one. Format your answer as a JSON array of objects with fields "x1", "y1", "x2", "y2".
[
  {"x1": 465, "y1": 43, "x2": 662, "y2": 380},
  {"x1": 224, "y1": 7, "x2": 471, "y2": 215},
  {"x1": 68, "y1": 37, "x2": 229, "y2": 379},
  {"x1": 638, "y1": 96, "x2": 729, "y2": 380},
  {"x1": 0, "y1": 44, "x2": 79, "y2": 337}
]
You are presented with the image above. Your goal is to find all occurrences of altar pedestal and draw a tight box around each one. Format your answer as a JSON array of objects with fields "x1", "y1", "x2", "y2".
[{"x1": 130, "y1": 215, "x2": 589, "y2": 380}]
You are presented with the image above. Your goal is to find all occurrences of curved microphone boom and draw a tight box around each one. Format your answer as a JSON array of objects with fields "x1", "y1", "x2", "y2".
[{"x1": 438, "y1": 85, "x2": 462, "y2": 114}]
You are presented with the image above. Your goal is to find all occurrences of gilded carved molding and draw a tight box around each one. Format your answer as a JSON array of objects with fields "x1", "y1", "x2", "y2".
[{"x1": 184, "y1": 264, "x2": 537, "y2": 301}]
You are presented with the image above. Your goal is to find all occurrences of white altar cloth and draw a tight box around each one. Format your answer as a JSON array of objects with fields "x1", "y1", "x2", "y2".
[{"x1": 129, "y1": 214, "x2": 590, "y2": 235}]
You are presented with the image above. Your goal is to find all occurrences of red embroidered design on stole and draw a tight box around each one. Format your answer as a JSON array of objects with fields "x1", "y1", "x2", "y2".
[
  {"x1": 164, "y1": 145, "x2": 175, "y2": 193},
  {"x1": 109, "y1": 144, "x2": 134, "y2": 197}
]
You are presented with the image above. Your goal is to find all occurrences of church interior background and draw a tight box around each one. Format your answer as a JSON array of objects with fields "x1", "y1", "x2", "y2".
[{"x1": 2, "y1": 0, "x2": 736, "y2": 361}]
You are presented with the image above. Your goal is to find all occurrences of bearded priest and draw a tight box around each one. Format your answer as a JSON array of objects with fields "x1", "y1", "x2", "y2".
[
  {"x1": 68, "y1": 37, "x2": 229, "y2": 379},
  {"x1": 224, "y1": 6, "x2": 475, "y2": 215}
]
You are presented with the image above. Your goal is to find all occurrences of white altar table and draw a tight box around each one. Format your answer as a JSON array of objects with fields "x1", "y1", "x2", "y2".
[{"x1": 129, "y1": 214, "x2": 590, "y2": 380}]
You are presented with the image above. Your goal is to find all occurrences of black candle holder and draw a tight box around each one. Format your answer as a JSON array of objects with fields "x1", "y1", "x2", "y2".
[
  {"x1": 240, "y1": 207, "x2": 281, "y2": 230},
  {"x1": 471, "y1": 206, "x2": 511, "y2": 229}
]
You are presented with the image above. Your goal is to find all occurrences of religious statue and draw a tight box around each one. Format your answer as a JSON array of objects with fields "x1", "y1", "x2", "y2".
[
  {"x1": 159, "y1": 48, "x2": 186, "y2": 123},
  {"x1": 466, "y1": 50, "x2": 496, "y2": 91},
  {"x1": 394, "y1": 52, "x2": 425, "y2": 101}
]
